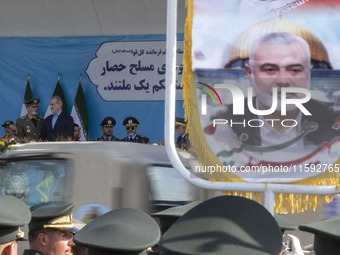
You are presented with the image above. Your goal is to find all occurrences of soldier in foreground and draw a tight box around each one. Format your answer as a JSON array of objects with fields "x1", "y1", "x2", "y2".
[
  {"x1": 0, "y1": 195, "x2": 31, "y2": 255},
  {"x1": 23, "y1": 203, "x2": 76, "y2": 255}
]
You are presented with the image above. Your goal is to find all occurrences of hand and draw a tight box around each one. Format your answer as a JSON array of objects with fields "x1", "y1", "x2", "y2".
[{"x1": 283, "y1": 234, "x2": 304, "y2": 255}]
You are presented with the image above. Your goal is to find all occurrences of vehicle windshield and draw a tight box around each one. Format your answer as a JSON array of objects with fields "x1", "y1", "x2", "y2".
[{"x1": 0, "y1": 158, "x2": 70, "y2": 208}]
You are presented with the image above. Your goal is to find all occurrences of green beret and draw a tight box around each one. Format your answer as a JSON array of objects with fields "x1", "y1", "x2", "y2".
[
  {"x1": 123, "y1": 117, "x2": 140, "y2": 126},
  {"x1": 0, "y1": 195, "x2": 31, "y2": 244},
  {"x1": 100, "y1": 117, "x2": 116, "y2": 127},
  {"x1": 299, "y1": 215, "x2": 340, "y2": 255},
  {"x1": 24, "y1": 97, "x2": 40, "y2": 107},
  {"x1": 274, "y1": 214, "x2": 298, "y2": 234},
  {"x1": 160, "y1": 196, "x2": 282, "y2": 255},
  {"x1": 152, "y1": 202, "x2": 201, "y2": 233},
  {"x1": 29, "y1": 202, "x2": 75, "y2": 231},
  {"x1": 74, "y1": 208, "x2": 161, "y2": 255}
]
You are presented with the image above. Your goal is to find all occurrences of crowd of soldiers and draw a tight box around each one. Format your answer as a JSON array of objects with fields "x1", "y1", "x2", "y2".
[
  {"x1": 1, "y1": 194, "x2": 339, "y2": 255},
  {"x1": 0, "y1": 96, "x2": 190, "y2": 150}
]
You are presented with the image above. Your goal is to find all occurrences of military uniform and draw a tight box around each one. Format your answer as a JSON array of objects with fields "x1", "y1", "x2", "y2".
[
  {"x1": 175, "y1": 117, "x2": 190, "y2": 151},
  {"x1": 1, "y1": 120, "x2": 20, "y2": 143},
  {"x1": 176, "y1": 133, "x2": 190, "y2": 151},
  {"x1": 16, "y1": 97, "x2": 44, "y2": 141},
  {"x1": 94, "y1": 117, "x2": 120, "y2": 141},
  {"x1": 16, "y1": 115, "x2": 44, "y2": 141},
  {"x1": 121, "y1": 134, "x2": 149, "y2": 143},
  {"x1": 0, "y1": 195, "x2": 31, "y2": 247},
  {"x1": 73, "y1": 208, "x2": 160, "y2": 255},
  {"x1": 121, "y1": 116, "x2": 150, "y2": 144}
]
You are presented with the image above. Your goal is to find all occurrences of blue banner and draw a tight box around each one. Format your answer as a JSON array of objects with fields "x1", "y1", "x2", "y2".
[{"x1": 0, "y1": 35, "x2": 184, "y2": 142}]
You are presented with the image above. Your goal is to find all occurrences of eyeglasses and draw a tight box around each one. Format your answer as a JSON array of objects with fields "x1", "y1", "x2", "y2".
[{"x1": 126, "y1": 126, "x2": 135, "y2": 131}]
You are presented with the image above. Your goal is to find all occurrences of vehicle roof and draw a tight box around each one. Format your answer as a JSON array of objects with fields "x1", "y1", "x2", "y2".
[{"x1": 1, "y1": 141, "x2": 190, "y2": 168}]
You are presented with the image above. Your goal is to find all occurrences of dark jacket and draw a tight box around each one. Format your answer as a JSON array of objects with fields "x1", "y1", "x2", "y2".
[
  {"x1": 23, "y1": 249, "x2": 44, "y2": 255},
  {"x1": 41, "y1": 111, "x2": 74, "y2": 141},
  {"x1": 121, "y1": 134, "x2": 150, "y2": 144}
]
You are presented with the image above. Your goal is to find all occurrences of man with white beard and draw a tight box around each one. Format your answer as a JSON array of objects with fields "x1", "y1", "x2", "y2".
[
  {"x1": 222, "y1": 32, "x2": 339, "y2": 153},
  {"x1": 16, "y1": 97, "x2": 44, "y2": 141}
]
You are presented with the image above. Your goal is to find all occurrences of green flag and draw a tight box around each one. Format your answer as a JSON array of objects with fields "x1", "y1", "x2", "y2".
[
  {"x1": 20, "y1": 76, "x2": 33, "y2": 117},
  {"x1": 71, "y1": 79, "x2": 88, "y2": 140},
  {"x1": 45, "y1": 79, "x2": 68, "y2": 117}
]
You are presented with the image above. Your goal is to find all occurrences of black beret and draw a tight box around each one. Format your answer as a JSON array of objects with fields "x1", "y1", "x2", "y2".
[
  {"x1": 29, "y1": 202, "x2": 75, "y2": 231},
  {"x1": 100, "y1": 117, "x2": 116, "y2": 127},
  {"x1": 1, "y1": 120, "x2": 14, "y2": 127},
  {"x1": 24, "y1": 97, "x2": 40, "y2": 107},
  {"x1": 0, "y1": 195, "x2": 31, "y2": 244},
  {"x1": 274, "y1": 214, "x2": 298, "y2": 234},
  {"x1": 123, "y1": 117, "x2": 140, "y2": 126},
  {"x1": 160, "y1": 196, "x2": 283, "y2": 255},
  {"x1": 175, "y1": 117, "x2": 186, "y2": 126},
  {"x1": 74, "y1": 208, "x2": 160, "y2": 255}
]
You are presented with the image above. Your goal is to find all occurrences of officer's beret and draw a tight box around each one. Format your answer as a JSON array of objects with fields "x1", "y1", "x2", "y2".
[
  {"x1": 100, "y1": 117, "x2": 116, "y2": 127},
  {"x1": 65, "y1": 218, "x2": 86, "y2": 235},
  {"x1": 1, "y1": 120, "x2": 14, "y2": 127},
  {"x1": 299, "y1": 215, "x2": 340, "y2": 255},
  {"x1": 0, "y1": 195, "x2": 31, "y2": 244},
  {"x1": 160, "y1": 196, "x2": 282, "y2": 255},
  {"x1": 175, "y1": 117, "x2": 187, "y2": 126},
  {"x1": 274, "y1": 214, "x2": 298, "y2": 234},
  {"x1": 74, "y1": 208, "x2": 161, "y2": 255},
  {"x1": 24, "y1": 97, "x2": 40, "y2": 107},
  {"x1": 28, "y1": 202, "x2": 75, "y2": 231},
  {"x1": 123, "y1": 117, "x2": 140, "y2": 126},
  {"x1": 152, "y1": 201, "x2": 201, "y2": 233}
]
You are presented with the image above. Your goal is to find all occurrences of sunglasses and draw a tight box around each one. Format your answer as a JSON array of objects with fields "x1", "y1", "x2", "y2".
[{"x1": 126, "y1": 126, "x2": 135, "y2": 131}]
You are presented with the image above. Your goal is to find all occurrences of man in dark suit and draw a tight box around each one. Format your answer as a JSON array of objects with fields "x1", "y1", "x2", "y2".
[
  {"x1": 175, "y1": 117, "x2": 190, "y2": 152},
  {"x1": 41, "y1": 95, "x2": 74, "y2": 141}
]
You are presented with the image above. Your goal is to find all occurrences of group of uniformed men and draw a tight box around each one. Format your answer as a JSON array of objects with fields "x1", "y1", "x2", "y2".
[
  {"x1": 1, "y1": 96, "x2": 190, "y2": 150},
  {"x1": 1, "y1": 194, "x2": 339, "y2": 255}
]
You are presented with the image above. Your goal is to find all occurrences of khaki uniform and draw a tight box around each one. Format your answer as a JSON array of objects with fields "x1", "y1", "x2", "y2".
[{"x1": 16, "y1": 115, "x2": 44, "y2": 141}]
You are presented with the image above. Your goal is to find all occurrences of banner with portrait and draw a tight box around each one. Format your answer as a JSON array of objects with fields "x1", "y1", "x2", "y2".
[{"x1": 183, "y1": 0, "x2": 340, "y2": 212}]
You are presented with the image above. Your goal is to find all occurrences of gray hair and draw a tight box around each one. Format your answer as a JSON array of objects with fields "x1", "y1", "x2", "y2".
[
  {"x1": 51, "y1": 95, "x2": 63, "y2": 107},
  {"x1": 249, "y1": 32, "x2": 311, "y2": 69}
]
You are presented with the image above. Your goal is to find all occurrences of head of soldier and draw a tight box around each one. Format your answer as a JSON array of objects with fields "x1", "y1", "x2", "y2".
[
  {"x1": 245, "y1": 32, "x2": 312, "y2": 113},
  {"x1": 25, "y1": 97, "x2": 40, "y2": 118},
  {"x1": 49, "y1": 96, "x2": 63, "y2": 115},
  {"x1": 2, "y1": 121, "x2": 15, "y2": 136},
  {"x1": 0, "y1": 196, "x2": 31, "y2": 255},
  {"x1": 100, "y1": 117, "x2": 116, "y2": 137},
  {"x1": 123, "y1": 117, "x2": 139, "y2": 138},
  {"x1": 175, "y1": 118, "x2": 187, "y2": 137},
  {"x1": 73, "y1": 124, "x2": 81, "y2": 141},
  {"x1": 27, "y1": 203, "x2": 76, "y2": 255}
]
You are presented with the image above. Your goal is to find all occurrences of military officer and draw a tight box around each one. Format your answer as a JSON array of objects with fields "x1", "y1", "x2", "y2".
[
  {"x1": 121, "y1": 117, "x2": 150, "y2": 144},
  {"x1": 175, "y1": 117, "x2": 190, "y2": 152},
  {"x1": 0, "y1": 195, "x2": 31, "y2": 255},
  {"x1": 1, "y1": 120, "x2": 19, "y2": 143},
  {"x1": 23, "y1": 202, "x2": 76, "y2": 255},
  {"x1": 16, "y1": 97, "x2": 44, "y2": 141},
  {"x1": 94, "y1": 117, "x2": 120, "y2": 141},
  {"x1": 73, "y1": 208, "x2": 160, "y2": 255}
]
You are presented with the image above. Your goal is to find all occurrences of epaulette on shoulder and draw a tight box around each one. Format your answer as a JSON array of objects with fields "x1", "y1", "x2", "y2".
[
  {"x1": 38, "y1": 116, "x2": 44, "y2": 119},
  {"x1": 20, "y1": 116, "x2": 26, "y2": 119}
]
